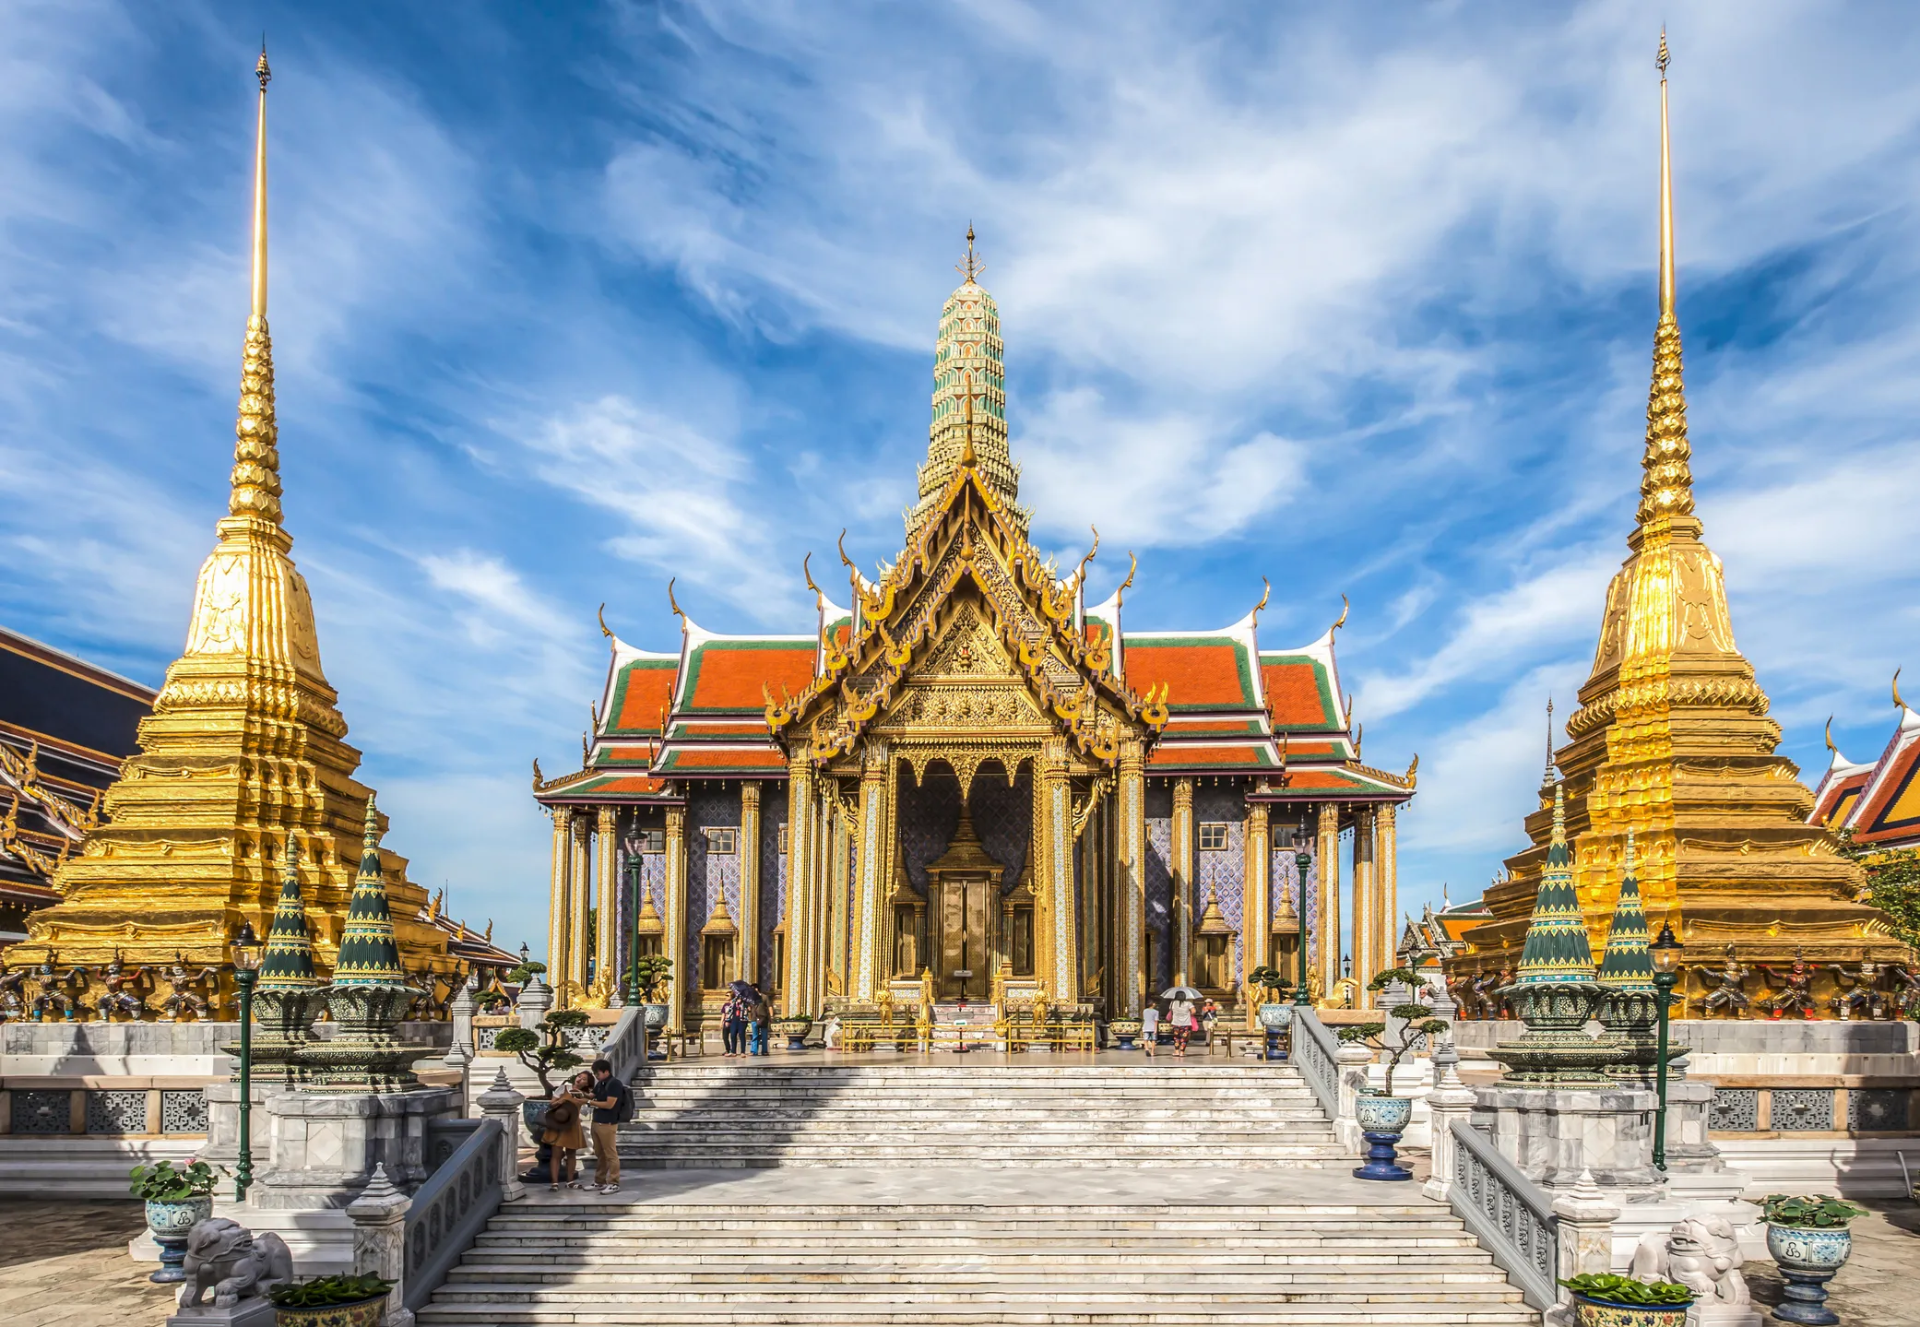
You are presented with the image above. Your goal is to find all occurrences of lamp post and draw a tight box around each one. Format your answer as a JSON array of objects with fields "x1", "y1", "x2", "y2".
[
  {"x1": 1291, "y1": 825, "x2": 1313, "y2": 1007},
  {"x1": 231, "y1": 920, "x2": 262, "y2": 1202},
  {"x1": 626, "y1": 855, "x2": 644, "y2": 1008},
  {"x1": 1649, "y1": 921, "x2": 1684, "y2": 1172}
]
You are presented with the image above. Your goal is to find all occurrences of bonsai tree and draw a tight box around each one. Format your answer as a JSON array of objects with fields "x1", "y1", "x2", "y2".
[
  {"x1": 130, "y1": 1159, "x2": 218, "y2": 1201},
  {"x1": 1334, "y1": 966, "x2": 1449, "y2": 1097},
  {"x1": 474, "y1": 988, "x2": 510, "y2": 1013},
  {"x1": 1247, "y1": 966, "x2": 1293, "y2": 1003},
  {"x1": 633, "y1": 954, "x2": 673, "y2": 1003},
  {"x1": 506, "y1": 958, "x2": 547, "y2": 988},
  {"x1": 494, "y1": 1007, "x2": 589, "y2": 1095},
  {"x1": 1760, "y1": 1194, "x2": 1869, "y2": 1228}
]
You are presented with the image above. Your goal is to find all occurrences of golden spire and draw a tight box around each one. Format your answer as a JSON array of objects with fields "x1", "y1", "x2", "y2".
[
  {"x1": 229, "y1": 43, "x2": 283, "y2": 525},
  {"x1": 1637, "y1": 27, "x2": 1695, "y2": 529},
  {"x1": 956, "y1": 222, "x2": 983, "y2": 285}
]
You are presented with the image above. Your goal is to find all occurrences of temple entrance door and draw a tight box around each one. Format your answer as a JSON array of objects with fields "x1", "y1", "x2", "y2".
[{"x1": 933, "y1": 873, "x2": 992, "y2": 1000}]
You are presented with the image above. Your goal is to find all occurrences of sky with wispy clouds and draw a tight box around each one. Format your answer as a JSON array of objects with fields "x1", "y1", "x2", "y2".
[{"x1": 4, "y1": 1, "x2": 1918, "y2": 957}]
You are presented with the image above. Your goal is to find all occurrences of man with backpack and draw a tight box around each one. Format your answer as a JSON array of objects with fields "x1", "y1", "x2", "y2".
[{"x1": 588, "y1": 1058, "x2": 633, "y2": 1193}]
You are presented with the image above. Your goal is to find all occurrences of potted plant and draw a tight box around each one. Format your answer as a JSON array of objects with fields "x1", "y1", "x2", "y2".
[
  {"x1": 1335, "y1": 966, "x2": 1448, "y2": 1181},
  {"x1": 1560, "y1": 1273, "x2": 1693, "y2": 1326},
  {"x1": 1760, "y1": 1193, "x2": 1868, "y2": 1325},
  {"x1": 268, "y1": 1273, "x2": 397, "y2": 1327},
  {"x1": 130, "y1": 1159, "x2": 219, "y2": 1284},
  {"x1": 633, "y1": 955, "x2": 674, "y2": 1029},
  {"x1": 495, "y1": 1007, "x2": 589, "y2": 1133},
  {"x1": 772, "y1": 1013, "x2": 813, "y2": 1051},
  {"x1": 1107, "y1": 1017, "x2": 1143, "y2": 1050}
]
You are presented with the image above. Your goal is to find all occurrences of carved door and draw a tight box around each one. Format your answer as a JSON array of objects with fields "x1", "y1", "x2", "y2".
[{"x1": 935, "y1": 874, "x2": 992, "y2": 999}]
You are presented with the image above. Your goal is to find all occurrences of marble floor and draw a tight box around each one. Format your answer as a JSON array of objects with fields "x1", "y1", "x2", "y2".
[{"x1": 0, "y1": 1200, "x2": 177, "y2": 1327}]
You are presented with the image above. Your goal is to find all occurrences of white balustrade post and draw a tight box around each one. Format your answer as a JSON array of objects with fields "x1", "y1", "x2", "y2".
[
  {"x1": 346, "y1": 1163, "x2": 414, "y2": 1327},
  {"x1": 517, "y1": 974, "x2": 551, "y2": 1030},
  {"x1": 445, "y1": 973, "x2": 476, "y2": 1072},
  {"x1": 1335, "y1": 1042, "x2": 1374, "y2": 1152},
  {"x1": 477, "y1": 1068, "x2": 528, "y2": 1203},
  {"x1": 1549, "y1": 1168, "x2": 1617, "y2": 1322},
  {"x1": 1422, "y1": 1075, "x2": 1479, "y2": 1202}
]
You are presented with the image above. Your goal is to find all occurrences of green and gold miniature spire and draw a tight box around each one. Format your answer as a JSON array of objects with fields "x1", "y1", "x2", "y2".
[
  {"x1": 1514, "y1": 782, "x2": 1596, "y2": 984},
  {"x1": 1597, "y1": 831, "x2": 1656, "y2": 991},
  {"x1": 332, "y1": 795, "x2": 406, "y2": 984},
  {"x1": 259, "y1": 836, "x2": 322, "y2": 987}
]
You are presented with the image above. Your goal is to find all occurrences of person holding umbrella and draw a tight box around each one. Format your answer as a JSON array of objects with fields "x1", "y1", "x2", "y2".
[
  {"x1": 723, "y1": 981, "x2": 754, "y2": 1057},
  {"x1": 1162, "y1": 985, "x2": 1202, "y2": 1058}
]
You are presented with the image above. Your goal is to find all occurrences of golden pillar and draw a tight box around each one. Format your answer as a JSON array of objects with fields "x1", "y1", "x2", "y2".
[
  {"x1": 782, "y1": 757, "x2": 814, "y2": 1015},
  {"x1": 594, "y1": 805, "x2": 618, "y2": 1002},
  {"x1": 1243, "y1": 801, "x2": 1270, "y2": 1029},
  {"x1": 1378, "y1": 803, "x2": 1398, "y2": 974},
  {"x1": 1316, "y1": 802, "x2": 1342, "y2": 1000},
  {"x1": 1040, "y1": 737, "x2": 1076, "y2": 1001},
  {"x1": 547, "y1": 806, "x2": 573, "y2": 999},
  {"x1": 852, "y1": 743, "x2": 891, "y2": 1000},
  {"x1": 739, "y1": 781, "x2": 762, "y2": 985},
  {"x1": 1170, "y1": 778, "x2": 1194, "y2": 988},
  {"x1": 1118, "y1": 739, "x2": 1147, "y2": 1017},
  {"x1": 663, "y1": 803, "x2": 687, "y2": 1032},
  {"x1": 1352, "y1": 806, "x2": 1377, "y2": 996},
  {"x1": 567, "y1": 813, "x2": 592, "y2": 1004}
]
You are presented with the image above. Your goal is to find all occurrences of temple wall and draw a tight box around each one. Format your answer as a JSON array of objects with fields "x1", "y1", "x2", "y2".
[
  {"x1": 759, "y1": 787, "x2": 787, "y2": 987},
  {"x1": 968, "y1": 763, "x2": 1031, "y2": 893},
  {"x1": 1145, "y1": 786, "x2": 1172, "y2": 994},
  {"x1": 684, "y1": 787, "x2": 743, "y2": 992},
  {"x1": 1194, "y1": 785, "x2": 1248, "y2": 985},
  {"x1": 896, "y1": 770, "x2": 962, "y2": 895}
]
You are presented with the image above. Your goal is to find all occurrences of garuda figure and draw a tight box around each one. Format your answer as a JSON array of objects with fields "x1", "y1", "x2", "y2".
[
  {"x1": 1827, "y1": 959, "x2": 1888, "y2": 1021},
  {"x1": 94, "y1": 952, "x2": 152, "y2": 1022},
  {"x1": 1758, "y1": 948, "x2": 1818, "y2": 1020},
  {"x1": 159, "y1": 955, "x2": 219, "y2": 1022},
  {"x1": 1696, "y1": 946, "x2": 1752, "y2": 1019},
  {"x1": 30, "y1": 956, "x2": 85, "y2": 1021}
]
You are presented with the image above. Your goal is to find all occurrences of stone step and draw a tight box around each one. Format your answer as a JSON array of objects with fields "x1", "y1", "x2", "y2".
[
  {"x1": 418, "y1": 1304, "x2": 1537, "y2": 1325},
  {"x1": 428, "y1": 1284, "x2": 1525, "y2": 1305}
]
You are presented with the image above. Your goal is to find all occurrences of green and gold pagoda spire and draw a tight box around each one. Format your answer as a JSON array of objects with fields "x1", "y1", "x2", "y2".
[
  {"x1": 250, "y1": 836, "x2": 327, "y2": 1084},
  {"x1": 333, "y1": 795, "x2": 406, "y2": 984},
  {"x1": 1596, "y1": 831, "x2": 1655, "y2": 991},
  {"x1": 1513, "y1": 782, "x2": 1595, "y2": 985},
  {"x1": 260, "y1": 836, "x2": 321, "y2": 987}
]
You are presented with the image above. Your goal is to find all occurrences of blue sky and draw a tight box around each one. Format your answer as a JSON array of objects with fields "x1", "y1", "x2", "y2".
[{"x1": 5, "y1": 1, "x2": 1919, "y2": 957}]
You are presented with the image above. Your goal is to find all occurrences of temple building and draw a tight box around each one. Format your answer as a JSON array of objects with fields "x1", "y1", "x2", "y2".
[
  {"x1": 1450, "y1": 43, "x2": 1908, "y2": 1006},
  {"x1": 1811, "y1": 687, "x2": 1920, "y2": 853},
  {"x1": 534, "y1": 236, "x2": 1417, "y2": 1034},
  {"x1": 0, "y1": 626, "x2": 157, "y2": 950},
  {"x1": 1, "y1": 52, "x2": 462, "y2": 1008}
]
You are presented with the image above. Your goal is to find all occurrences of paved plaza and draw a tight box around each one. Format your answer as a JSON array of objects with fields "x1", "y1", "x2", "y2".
[{"x1": 0, "y1": 1201, "x2": 175, "y2": 1327}]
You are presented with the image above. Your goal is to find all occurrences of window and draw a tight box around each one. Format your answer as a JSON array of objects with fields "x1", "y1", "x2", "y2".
[
  {"x1": 1198, "y1": 823, "x2": 1230, "y2": 852},
  {"x1": 705, "y1": 827, "x2": 738, "y2": 854},
  {"x1": 777, "y1": 824, "x2": 788, "y2": 855},
  {"x1": 635, "y1": 829, "x2": 665, "y2": 855}
]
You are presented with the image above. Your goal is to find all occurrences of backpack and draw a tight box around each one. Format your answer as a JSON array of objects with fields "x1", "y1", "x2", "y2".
[{"x1": 612, "y1": 1078, "x2": 635, "y2": 1124}]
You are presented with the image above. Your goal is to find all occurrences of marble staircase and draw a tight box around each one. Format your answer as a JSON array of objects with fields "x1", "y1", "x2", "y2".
[{"x1": 620, "y1": 1060, "x2": 1345, "y2": 1167}]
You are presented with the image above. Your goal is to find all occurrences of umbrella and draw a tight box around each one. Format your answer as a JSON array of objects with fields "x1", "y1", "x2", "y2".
[
  {"x1": 728, "y1": 980, "x2": 760, "y2": 999},
  {"x1": 1160, "y1": 986, "x2": 1202, "y2": 1001}
]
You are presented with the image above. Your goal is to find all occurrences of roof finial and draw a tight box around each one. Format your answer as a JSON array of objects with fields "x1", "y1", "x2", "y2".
[
  {"x1": 1824, "y1": 716, "x2": 1837, "y2": 752},
  {"x1": 1895, "y1": 667, "x2": 1907, "y2": 711},
  {"x1": 1636, "y1": 26, "x2": 1696, "y2": 530},
  {"x1": 956, "y1": 223, "x2": 983, "y2": 284},
  {"x1": 1541, "y1": 696, "x2": 1557, "y2": 790},
  {"x1": 228, "y1": 42, "x2": 283, "y2": 524},
  {"x1": 666, "y1": 577, "x2": 684, "y2": 623}
]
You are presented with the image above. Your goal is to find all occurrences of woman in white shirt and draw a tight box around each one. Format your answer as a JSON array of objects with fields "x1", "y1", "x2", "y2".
[
  {"x1": 1139, "y1": 1003, "x2": 1160, "y2": 1056},
  {"x1": 1167, "y1": 997, "x2": 1197, "y2": 1058}
]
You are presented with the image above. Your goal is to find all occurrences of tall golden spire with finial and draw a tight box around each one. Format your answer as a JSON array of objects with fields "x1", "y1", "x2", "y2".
[
  {"x1": 5, "y1": 50, "x2": 453, "y2": 992},
  {"x1": 1637, "y1": 28, "x2": 1696, "y2": 528},
  {"x1": 912, "y1": 225, "x2": 1023, "y2": 531},
  {"x1": 1457, "y1": 31, "x2": 1883, "y2": 991}
]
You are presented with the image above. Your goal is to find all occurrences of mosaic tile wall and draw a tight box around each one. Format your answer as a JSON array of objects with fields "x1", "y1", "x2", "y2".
[
  {"x1": 1270, "y1": 817, "x2": 1319, "y2": 968},
  {"x1": 1194, "y1": 786, "x2": 1248, "y2": 986},
  {"x1": 686, "y1": 787, "x2": 743, "y2": 988},
  {"x1": 968, "y1": 763, "x2": 1032, "y2": 894},
  {"x1": 896, "y1": 770, "x2": 964, "y2": 897},
  {"x1": 617, "y1": 807, "x2": 670, "y2": 991},
  {"x1": 760, "y1": 792, "x2": 788, "y2": 985},
  {"x1": 1145, "y1": 786, "x2": 1172, "y2": 995}
]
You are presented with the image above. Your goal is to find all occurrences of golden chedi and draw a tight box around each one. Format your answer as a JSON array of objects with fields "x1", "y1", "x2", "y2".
[
  {"x1": 6, "y1": 52, "x2": 450, "y2": 1003},
  {"x1": 1456, "y1": 37, "x2": 1905, "y2": 1010}
]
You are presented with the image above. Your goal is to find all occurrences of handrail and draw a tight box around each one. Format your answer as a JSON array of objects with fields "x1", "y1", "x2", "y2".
[
  {"x1": 403, "y1": 1116, "x2": 504, "y2": 1312},
  {"x1": 1290, "y1": 1008, "x2": 1339, "y2": 1120},
  {"x1": 1448, "y1": 1119, "x2": 1558, "y2": 1310},
  {"x1": 600, "y1": 1004, "x2": 648, "y2": 1081}
]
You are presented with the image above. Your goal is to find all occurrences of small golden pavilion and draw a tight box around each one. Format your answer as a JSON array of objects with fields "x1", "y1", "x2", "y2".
[{"x1": 535, "y1": 236, "x2": 1417, "y2": 1033}]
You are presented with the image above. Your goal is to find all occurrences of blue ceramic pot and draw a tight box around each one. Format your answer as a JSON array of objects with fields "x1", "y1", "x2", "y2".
[
  {"x1": 145, "y1": 1195, "x2": 212, "y2": 1284},
  {"x1": 1257, "y1": 1003, "x2": 1294, "y2": 1030},
  {"x1": 1352, "y1": 1094, "x2": 1414, "y2": 1182},
  {"x1": 1766, "y1": 1223, "x2": 1852, "y2": 1326},
  {"x1": 641, "y1": 1003, "x2": 670, "y2": 1030},
  {"x1": 1568, "y1": 1292, "x2": 1690, "y2": 1327}
]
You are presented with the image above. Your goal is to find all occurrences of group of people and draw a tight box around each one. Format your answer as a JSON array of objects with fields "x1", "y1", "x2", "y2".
[
  {"x1": 1138, "y1": 992, "x2": 1222, "y2": 1058},
  {"x1": 721, "y1": 980, "x2": 772, "y2": 1057},
  {"x1": 540, "y1": 1057, "x2": 633, "y2": 1193}
]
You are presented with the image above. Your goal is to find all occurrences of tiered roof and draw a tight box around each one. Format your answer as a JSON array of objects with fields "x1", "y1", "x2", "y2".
[{"x1": 1811, "y1": 692, "x2": 1920, "y2": 850}]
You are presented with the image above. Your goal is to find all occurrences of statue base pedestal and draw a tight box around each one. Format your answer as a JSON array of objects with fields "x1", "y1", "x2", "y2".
[
  {"x1": 257, "y1": 1086, "x2": 460, "y2": 1209},
  {"x1": 1472, "y1": 1084, "x2": 1660, "y2": 1198},
  {"x1": 168, "y1": 1301, "x2": 279, "y2": 1327}
]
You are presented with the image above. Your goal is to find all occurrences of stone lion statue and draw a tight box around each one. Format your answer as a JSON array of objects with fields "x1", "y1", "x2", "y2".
[
  {"x1": 178, "y1": 1217, "x2": 293, "y2": 1309},
  {"x1": 1631, "y1": 1212, "x2": 1750, "y2": 1308}
]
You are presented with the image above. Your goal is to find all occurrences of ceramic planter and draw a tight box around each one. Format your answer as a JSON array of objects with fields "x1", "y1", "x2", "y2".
[
  {"x1": 1108, "y1": 1019, "x2": 1142, "y2": 1051},
  {"x1": 273, "y1": 1294, "x2": 389, "y2": 1327},
  {"x1": 1257, "y1": 1003, "x2": 1293, "y2": 1060},
  {"x1": 1568, "y1": 1292, "x2": 1691, "y2": 1327},
  {"x1": 641, "y1": 1002, "x2": 671, "y2": 1030},
  {"x1": 773, "y1": 1018, "x2": 812, "y2": 1051},
  {"x1": 144, "y1": 1195, "x2": 213, "y2": 1283},
  {"x1": 1351, "y1": 1093, "x2": 1414, "y2": 1182},
  {"x1": 1765, "y1": 1223, "x2": 1853, "y2": 1326}
]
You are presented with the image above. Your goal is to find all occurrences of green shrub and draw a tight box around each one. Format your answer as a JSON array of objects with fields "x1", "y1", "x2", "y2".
[
  {"x1": 129, "y1": 1159, "x2": 217, "y2": 1201},
  {"x1": 1247, "y1": 966, "x2": 1292, "y2": 1001},
  {"x1": 268, "y1": 1274, "x2": 395, "y2": 1307},
  {"x1": 1561, "y1": 1273, "x2": 1692, "y2": 1305},
  {"x1": 1760, "y1": 1194, "x2": 1868, "y2": 1228},
  {"x1": 1334, "y1": 967, "x2": 1449, "y2": 1096}
]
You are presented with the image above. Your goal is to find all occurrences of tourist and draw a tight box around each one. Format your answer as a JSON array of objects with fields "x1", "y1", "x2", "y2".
[
  {"x1": 542, "y1": 1073, "x2": 587, "y2": 1191},
  {"x1": 587, "y1": 1058, "x2": 630, "y2": 1194},
  {"x1": 1140, "y1": 1002, "x2": 1159, "y2": 1056},
  {"x1": 720, "y1": 987, "x2": 745, "y2": 1056},
  {"x1": 748, "y1": 987, "x2": 771, "y2": 1056},
  {"x1": 1168, "y1": 994, "x2": 1197, "y2": 1058}
]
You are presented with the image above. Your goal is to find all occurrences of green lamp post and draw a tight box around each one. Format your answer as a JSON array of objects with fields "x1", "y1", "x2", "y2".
[
  {"x1": 1291, "y1": 825, "x2": 1313, "y2": 1007},
  {"x1": 1648, "y1": 921, "x2": 1684, "y2": 1171},
  {"x1": 626, "y1": 855, "x2": 644, "y2": 1008},
  {"x1": 230, "y1": 920, "x2": 262, "y2": 1201}
]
